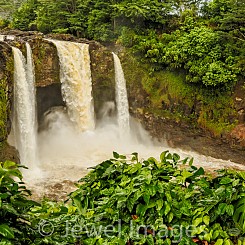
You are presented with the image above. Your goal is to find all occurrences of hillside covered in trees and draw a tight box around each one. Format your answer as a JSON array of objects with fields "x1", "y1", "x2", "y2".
[{"x1": 1, "y1": 0, "x2": 244, "y2": 89}]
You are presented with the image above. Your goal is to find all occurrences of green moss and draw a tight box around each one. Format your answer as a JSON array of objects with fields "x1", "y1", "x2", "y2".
[
  {"x1": 198, "y1": 119, "x2": 237, "y2": 137},
  {"x1": 0, "y1": 78, "x2": 8, "y2": 141},
  {"x1": 6, "y1": 53, "x2": 14, "y2": 74},
  {"x1": 90, "y1": 47, "x2": 115, "y2": 114},
  {"x1": 0, "y1": 49, "x2": 14, "y2": 149},
  {"x1": 32, "y1": 40, "x2": 60, "y2": 86}
]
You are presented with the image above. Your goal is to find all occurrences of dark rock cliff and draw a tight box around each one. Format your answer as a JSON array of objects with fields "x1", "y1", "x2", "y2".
[{"x1": 0, "y1": 42, "x2": 19, "y2": 162}]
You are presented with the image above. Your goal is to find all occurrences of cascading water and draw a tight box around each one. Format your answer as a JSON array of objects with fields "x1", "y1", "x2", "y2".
[
  {"x1": 0, "y1": 35, "x2": 5, "y2": 41},
  {"x1": 25, "y1": 42, "x2": 38, "y2": 160},
  {"x1": 12, "y1": 44, "x2": 38, "y2": 167},
  {"x1": 112, "y1": 52, "x2": 130, "y2": 138},
  {"x1": 49, "y1": 40, "x2": 94, "y2": 131}
]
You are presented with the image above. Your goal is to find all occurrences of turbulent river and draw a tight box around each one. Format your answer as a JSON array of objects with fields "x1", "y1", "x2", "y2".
[{"x1": 23, "y1": 108, "x2": 245, "y2": 200}]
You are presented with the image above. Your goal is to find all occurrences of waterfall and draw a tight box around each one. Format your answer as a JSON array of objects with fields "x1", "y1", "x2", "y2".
[
  {"x1": 6, "y1": 35, "x2": 15, "y2": 41},
  {"x1": 0, "y1": 35, "x2": 5, "y2": 41},
  {"x1": 49, "y1": 40, "x2": 94, "y2": 131},
  {"x1": 12, "y1": 44, "x2": 38, "y2": 166},
  {"x1": 112, "y1": 52, "x2": 130, "y2": 137}
]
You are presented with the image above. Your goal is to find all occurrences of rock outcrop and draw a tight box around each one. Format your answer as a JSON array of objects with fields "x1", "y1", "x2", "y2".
[
  {"x1": 0, "y1": 42, "x2": 19, "y2": 162},
  {"x1": 89, "y1": 41, "x2": 115, "y2": 117}
]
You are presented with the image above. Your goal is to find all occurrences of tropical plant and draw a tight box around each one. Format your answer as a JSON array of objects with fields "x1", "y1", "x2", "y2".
[
  {"x1": 0, "y1": 161, "x2": 38, "y2": 244},
  {"x1": 1, "y1": 153, "x2": 245, "y2": 244}
]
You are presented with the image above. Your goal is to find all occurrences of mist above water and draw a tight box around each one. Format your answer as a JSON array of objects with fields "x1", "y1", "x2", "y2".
[
  {"x1": 38, "y1": 103, "x2": 153, "y2": 171},
  {"x1": 22, "y1": 102, "x2": 244, "y2": 187}
]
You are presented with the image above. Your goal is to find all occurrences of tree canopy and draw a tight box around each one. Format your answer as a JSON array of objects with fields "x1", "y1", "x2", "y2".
[{"x1": 2, "y1": 0, "x2": 244, "y2": 89}]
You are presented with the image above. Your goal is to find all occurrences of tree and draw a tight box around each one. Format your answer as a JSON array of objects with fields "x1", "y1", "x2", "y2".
[
  {"x1": 114, "y1": 0, "x2": 172, "y2": 30},
  {"x1": 202, "y1": 0, "x2": 245, "y2": 76},
  {"x1": 12, "y1": 0, "x2": 37, "y2": 31},
  {"x1": 34, "y1": 0, "x2": 77, "y2": 34}
]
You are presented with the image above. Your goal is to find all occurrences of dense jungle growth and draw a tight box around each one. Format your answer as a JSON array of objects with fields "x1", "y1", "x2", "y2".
[
  {"x1": 1, "y1": 153, "x2": 245, "y2": 244},
  {"x1": 0, "y1": 0, "x2": 244, "y2": 89}
]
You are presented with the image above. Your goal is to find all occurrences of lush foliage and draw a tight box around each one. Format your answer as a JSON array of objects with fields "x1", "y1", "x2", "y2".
[
  {"x1": 0, "y1": 0, "x2": 24, "y2": 19},
  {"x1": 0, "y1": 161, "x2": 37, "y2": 244},
  {"x1": 68, "y1": 152, "x2": 245, "y2": 244},
  {"x1": 7, "y1": 0, "x2": 244, "y2": 89},
  {"x1": 0, "y1": 78, "x2": 8, "y2": 141},
  {"x1": 1, "y1": 152, "x2": 245, "y2": 244},
  {"x1": 132, "y1": 24, "x2": 240, "y2": 88}
]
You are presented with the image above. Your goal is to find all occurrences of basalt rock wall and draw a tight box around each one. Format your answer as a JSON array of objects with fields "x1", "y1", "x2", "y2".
[{"x1": 0, "y1": 41, "x2": 19, "y2": 162}]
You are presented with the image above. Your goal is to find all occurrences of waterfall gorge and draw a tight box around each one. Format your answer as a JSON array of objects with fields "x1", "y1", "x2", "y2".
[
  {"x1": 8, "y1": 40, "x2": 245, "y2": 193},
  {"x1": 12, "y1": 45, "x2": 38, "y2": 167}
]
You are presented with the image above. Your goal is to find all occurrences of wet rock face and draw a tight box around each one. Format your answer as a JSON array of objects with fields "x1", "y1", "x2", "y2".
[
  {"x1": 230, "y1": 124, "x2": 245, "y2": 148},
  {"x1": 36, "y1": 83, "x2": 65, "y2": 126},
  {"x1": 132, "y1": 110, "x2": 245, "y2": 164},
  {"x1": 0, "y1": 42, "x2": 18, "y2": 162},
  {"x1": 29, "y1": 39, "x2": 60, "y2": 87},
  {"x1": 0, "y1": 142, "x2": 19, "y2": 163},
  {"x1": 0, "y1": 42, "x2": 13, "y2": 139},
  {"x1": 89, "y1": 41, "x2": 115, "y2": 117},
  {"x1": 233, "y1": 81, "x2": 245, "y2": 123}
]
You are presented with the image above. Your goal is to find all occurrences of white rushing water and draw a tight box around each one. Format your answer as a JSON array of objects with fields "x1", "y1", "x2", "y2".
[
  {"x1": 6, "y1": 35, "x2": 15, "y2": 41},
  {"x1": 0, "y1": 35, "x2": 5, "y2": 41},
  {"x1": 12, "y1": 45, "x2": 38, "y2": 167},
  {"x1": 112, "y1": 52, "x2": 130, "y2": 138},
  {"x1": 49, "y1": 40, "x2": 94, "y2": 131}
]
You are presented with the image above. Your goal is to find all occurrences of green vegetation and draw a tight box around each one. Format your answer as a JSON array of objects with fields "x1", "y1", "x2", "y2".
[
  {"x1": 0, "y1": 0, "x2": 243, "y2": 136},
  {"x1": 0, "y1": 78, "x2": 8, "y2": 142},
  {"x1": 5, "y1": 0, "x2": 243, "y2": 89},
  {"x1": 120, "y1": 51, "x2": 238, "y2": 137},
  {"x1": 0, "y1": 49, "x2": 14, "y2": 147},
  {"x1": 0, "y1": 0, "x2": 24, "y2": 20},
  {"x1": 0, "y1": 161, "x2": 37, "y2": 244},
  {"x1": 1, "y1": 153, "x2": 245, "y2": 244}
]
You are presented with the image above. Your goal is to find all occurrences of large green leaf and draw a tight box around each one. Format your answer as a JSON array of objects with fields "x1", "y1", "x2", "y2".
[
  {"x1": 233, "y1": 197, "x2": 245, "y2": 233},
  {"x1": 136, "y1": 203, "x2": 148, "y2": 217},
  {"x1": 0, "y1": 224, "x2": 14, "y2": 239},
  {"x1": 0, "y1": 238, "x2": 13, "y2": 245}
]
